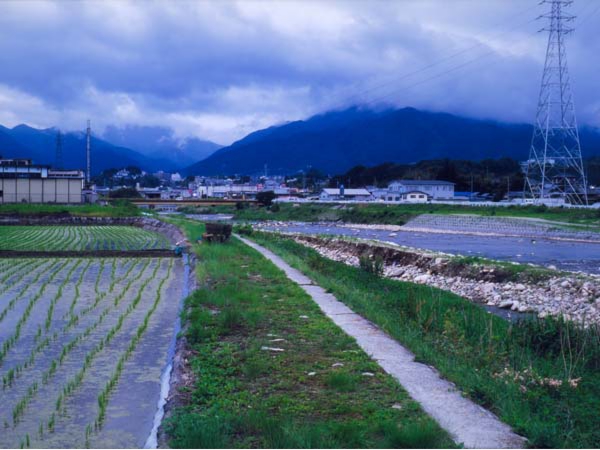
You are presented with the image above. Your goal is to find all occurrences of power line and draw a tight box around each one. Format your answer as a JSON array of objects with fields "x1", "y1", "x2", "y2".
[
  {"x1": 577, "y1": 0, "x2": 600, "y2": 27},
  {"x1": 323, "y1": 2, "x2": 540, "y2": 111},
  {"x1": 324, "y1": 0, "x2": 594, "y2": 112}
]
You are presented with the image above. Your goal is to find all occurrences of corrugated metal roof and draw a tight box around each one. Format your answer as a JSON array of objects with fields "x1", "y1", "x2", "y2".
[
  {"x1": 390, "y1": 180, "x2": 455, "y2": 186},
  {"x1": 322, "y1": 188, "x2": 372, "y2": 196}
]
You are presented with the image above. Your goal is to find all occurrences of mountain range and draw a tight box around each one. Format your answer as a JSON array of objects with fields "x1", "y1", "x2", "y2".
[
  {"x1": 3, "y1": 107, "x2": 600, "y2": 177},
  {"x1": 183, "y1": 107, "x2": 600, "y2": 176},
  {"x1": 0, "y1": 124, "x2": 221, "y2": 174}
]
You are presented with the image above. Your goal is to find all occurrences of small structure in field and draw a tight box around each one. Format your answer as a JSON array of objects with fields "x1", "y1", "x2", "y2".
[{"x1": 202, "y1": 222, "x2": 232, "y2": 243}]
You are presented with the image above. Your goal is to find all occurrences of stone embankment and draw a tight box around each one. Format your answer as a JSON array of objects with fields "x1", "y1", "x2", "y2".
[
  {"x1": 289, "y1": 235, "x2": 600, "y2": 325},
  {"x1": 0, "y1": 215, "x2": 186, "y2": 245}
]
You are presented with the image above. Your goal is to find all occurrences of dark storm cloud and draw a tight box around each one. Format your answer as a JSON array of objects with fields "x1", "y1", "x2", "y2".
[{"x1": 0, "y1": 0, "x2": 597, "y2": 144}]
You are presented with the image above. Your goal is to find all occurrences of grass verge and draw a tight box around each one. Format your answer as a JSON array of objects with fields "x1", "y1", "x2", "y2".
[
  {"x1": 163, "y1": 218, "x2": 454, "y2": 448},
  {"x1": 249, "y1": 231, "x2": 600, "y2": 449},
  {"x1": 0, "y1": 201, "x2": 140, "y2": 217}
]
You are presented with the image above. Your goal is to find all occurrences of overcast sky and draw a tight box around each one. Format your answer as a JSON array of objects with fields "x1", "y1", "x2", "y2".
[{"x1": 0, "y1": 0, "x2": 598, "y2": 145}]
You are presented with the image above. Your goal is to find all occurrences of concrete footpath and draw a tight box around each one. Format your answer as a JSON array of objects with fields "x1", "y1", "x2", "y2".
[{"x1": 237, "y1": 235, "x2": 526, "y2": 449}]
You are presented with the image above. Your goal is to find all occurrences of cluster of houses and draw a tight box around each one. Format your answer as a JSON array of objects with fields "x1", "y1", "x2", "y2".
[
  {"x1": 132, "y1": 178, "x2": 456, "y2": 203},
  {"x1": 320, "y1": 180, "x2": 455, "y2": 203}
]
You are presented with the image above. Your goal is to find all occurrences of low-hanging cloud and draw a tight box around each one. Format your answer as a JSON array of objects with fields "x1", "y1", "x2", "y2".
[{"x1": 0, "y1": 0, "x2": 598, "y2": 145}]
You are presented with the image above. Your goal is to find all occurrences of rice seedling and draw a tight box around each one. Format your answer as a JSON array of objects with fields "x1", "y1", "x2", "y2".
[
  {"x1": 93, "y1": 259, "x2": 174, "y2": 431},
  {"x1": 0, "y1": 260, "x2": 69, "y2": 365},
  {"x1": 0, "y1": 260, "x2": 55, "y2": 323},
  {"x1": 5, "y1": 258, "x2": 157, "y2": 425},
  {"x1": 0, "y1": 225, "x2": 170, "y2": 251}
]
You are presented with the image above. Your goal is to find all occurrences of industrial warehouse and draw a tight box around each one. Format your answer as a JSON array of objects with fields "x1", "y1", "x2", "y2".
[{"x1": 0, "y1": 157, "x2": 84, "y2": 203}]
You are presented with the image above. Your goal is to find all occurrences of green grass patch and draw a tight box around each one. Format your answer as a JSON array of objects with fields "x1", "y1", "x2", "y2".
[
  {"x1": 163, "y1": 218, "x2": 454, "y2": 449},
  {"x1": 0, "y1": 201, "x2": 140, "y2": 217},
  {"x1": 250, "y1": 231, "x2": 600, "y2": 448}
]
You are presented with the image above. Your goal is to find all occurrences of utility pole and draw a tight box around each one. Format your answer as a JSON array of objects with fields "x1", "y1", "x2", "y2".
[
  {"x1": 55, "y1": 130, "x2": 63, "y2": 170},
  {"x1": 470, "y1": 174, "x2": 474, "y2": 200},
  {"x1": 524, "y1": 0, "x2": 587, "y2": 205},
  {"x1": 86, "y1": 120, "x2": 91, "y2": 186}
]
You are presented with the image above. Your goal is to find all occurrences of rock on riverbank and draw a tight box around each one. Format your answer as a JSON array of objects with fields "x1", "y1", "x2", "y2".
[{"x1": 288, "y1": 235, "x2": 600, "y2": 326}]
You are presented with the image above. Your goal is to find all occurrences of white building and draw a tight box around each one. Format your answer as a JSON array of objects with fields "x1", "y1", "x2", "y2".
[
  {"x1": 387, "y1": 180, "x2": 454, "y2": 200},
  {"x1": 198, "y1": 184, "x2": 259, "y2": 199},
  {"x1": 399, "y1": 191, "x2": 429, "y2": 203}
]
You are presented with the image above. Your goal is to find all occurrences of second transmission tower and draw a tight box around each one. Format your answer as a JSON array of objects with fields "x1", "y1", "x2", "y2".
[
  {"x1": 55, "y1": 130, "x2": 63, "y2": 170},
  {"x1": 86, "y1": 120, "x2": 91, "y2": 186},
  {"x1": 524, "y1": 0, "x2": 587, "y2": 205}
]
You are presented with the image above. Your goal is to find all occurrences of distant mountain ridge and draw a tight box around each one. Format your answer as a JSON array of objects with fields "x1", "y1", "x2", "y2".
[
  {"x1": 183, "y1": 107, "x2": 600, "y2": 176},
  {"x1": 102, "y1": 125, "x2": 222, "y2": 169},
  {"x1": 0, "y1": 124, "x2": 221, "y2": 174}
]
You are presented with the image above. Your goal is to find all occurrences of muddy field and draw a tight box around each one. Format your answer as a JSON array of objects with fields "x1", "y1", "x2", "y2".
[{"x1": 0, "y1": 226, "x2": 184, "y2": 449}]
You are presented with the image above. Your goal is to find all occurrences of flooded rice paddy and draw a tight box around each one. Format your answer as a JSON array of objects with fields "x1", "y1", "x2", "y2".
[{"x1": 0, "y1": 255, "x2": 183, "y2": 448}]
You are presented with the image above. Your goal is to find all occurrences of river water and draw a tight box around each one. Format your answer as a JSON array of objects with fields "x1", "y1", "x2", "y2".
[{"x1": 258, "y1": 223, "x2": 600, "y2": 275}]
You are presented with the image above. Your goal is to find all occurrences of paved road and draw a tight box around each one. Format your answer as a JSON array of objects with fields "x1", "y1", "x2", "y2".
[{"x1": 259, "y1": 223, "x2": 600, "y2": 274}]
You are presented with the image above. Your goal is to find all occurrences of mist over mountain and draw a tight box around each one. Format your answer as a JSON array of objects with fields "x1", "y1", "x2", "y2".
[
  {"x1": 102, "y1": 125, "x2": 222, "y2": 170},
  {"x1": 183, "y1": 107, "x2": 600, "y2": 176}
]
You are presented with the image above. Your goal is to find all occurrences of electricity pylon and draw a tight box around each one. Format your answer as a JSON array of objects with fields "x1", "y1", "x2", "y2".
[
  {"x1": 524, "y1": 0, "x2": 587, "y2": 205},
  {"x1": 86, "y1": 120, "x2": 91, "y2": 186},
  {"x1": 55, "y1": 130, "x2": 63, "y2": 170}
]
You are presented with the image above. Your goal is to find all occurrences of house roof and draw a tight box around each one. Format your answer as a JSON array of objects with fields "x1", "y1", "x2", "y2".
[
  {"x1": 322, "y1": 188, "x2": 372, "y2": 196},
  {"x1": 391, "y1": 180, "x2": 455, "y2": 186}
]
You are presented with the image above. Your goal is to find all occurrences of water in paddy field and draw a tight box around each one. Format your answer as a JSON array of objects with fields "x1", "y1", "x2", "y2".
[
  {"x1": 260, "y1": 223, "x2": 600, "y2": 275},
  {"x1": 0, "y1": 257, "x2": 185, "y2": 449}
]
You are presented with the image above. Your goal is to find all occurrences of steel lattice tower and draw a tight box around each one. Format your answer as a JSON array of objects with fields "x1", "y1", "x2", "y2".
[
  {"x1": 524, "y1": 0, "x2": 587, "y2": 205},
  {"x1": 86, "y1": 120, "x2": 91, "y2": 186},
  {"x1": 55, "y1": 130, "x2": 63, "y2": 170}
]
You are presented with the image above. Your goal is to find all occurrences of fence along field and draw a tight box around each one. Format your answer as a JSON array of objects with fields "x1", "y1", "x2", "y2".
[
  {"x1": 0, "y1": 225, "x2": 183, "y2": 448},
  {"x1": 0, "y1": 225, "x2": 170, "y2": 251}
]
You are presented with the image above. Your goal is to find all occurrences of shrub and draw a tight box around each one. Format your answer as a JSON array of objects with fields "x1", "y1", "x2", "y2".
[
  {"x1": 359, "y1": 253, "x2": 384, "y2": 276},
  {"x1": 256, "y1": 191, "x2": 276, "y2": 207},
  {"x1": 235, "y1": 224, "x2": 254, "y2": 236}
]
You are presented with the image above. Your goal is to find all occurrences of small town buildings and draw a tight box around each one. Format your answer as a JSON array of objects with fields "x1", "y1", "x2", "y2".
[
  {"x1": 136, "y1": 187, "x2": 168, "y2": 200},
  {"x1": 198, "y1": 184, "x2": 259, "y2": 199},
  {"x1": 0, "y1": 157, "x2": 84, "y2": 203},
  {"x1": 320, "y1": 187, "x2": 372, "y2": 201},
  {"x1": 388, "y1": 180, "x2": 455, "y2": 200}
]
